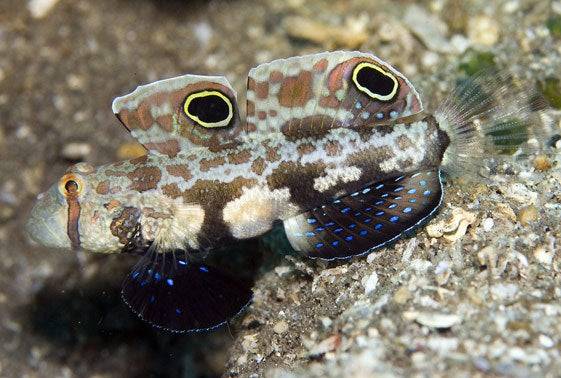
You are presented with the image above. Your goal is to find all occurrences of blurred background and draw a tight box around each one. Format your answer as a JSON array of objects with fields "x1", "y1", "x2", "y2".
[{"x1": 0, "y1": 0, "x2": 560, "y2": 377}]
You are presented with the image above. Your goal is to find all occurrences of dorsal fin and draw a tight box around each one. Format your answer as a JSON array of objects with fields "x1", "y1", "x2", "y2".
[
  {"x1": 246, "y1": 51, "x2": 423, "y2": 137},
  {"x1": 112, "y1": 74, "x2": 242, "y2": 156}
]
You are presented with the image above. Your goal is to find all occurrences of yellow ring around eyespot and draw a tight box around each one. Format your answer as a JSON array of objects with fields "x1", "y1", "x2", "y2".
[
  {"x1": 58, "y1": 173, "x2": 85, "y2": 197},
  {"x1": 351, "y1": 62, "x2": 399, "y2": 102},
  {"x1": 183, "y1": 90, "x2": 234, "y2": 128}
]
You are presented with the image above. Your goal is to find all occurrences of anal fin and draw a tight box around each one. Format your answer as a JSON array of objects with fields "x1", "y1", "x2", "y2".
[
  {"x1": 122, "y1": 249, "x2": 252, "y2": 333},
  {"x1": 283, "y1": 169, "x2": 443, "y2": 260}
]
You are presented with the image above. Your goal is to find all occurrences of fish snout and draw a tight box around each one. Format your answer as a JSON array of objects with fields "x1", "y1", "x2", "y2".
[{"x1": 25, "y1": 190, "x2": 71, "y2": 249}]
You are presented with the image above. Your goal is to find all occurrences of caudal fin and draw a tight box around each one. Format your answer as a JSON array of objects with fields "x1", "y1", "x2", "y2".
[{"x1": 436, "y1": 70, "x2": 550, "y2": 177}]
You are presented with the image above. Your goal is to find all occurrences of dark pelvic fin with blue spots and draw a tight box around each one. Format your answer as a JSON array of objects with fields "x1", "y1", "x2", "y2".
[
  {"x1": 283, "y1": 169, "x2": 443, "y2": 260},
  {"x1": 121, "y1": 250, "x2": 253, "y2": 333}
]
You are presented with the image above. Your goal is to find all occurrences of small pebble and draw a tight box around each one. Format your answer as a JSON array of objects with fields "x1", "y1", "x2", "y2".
[
  {"x1": 28, "y1": 0, "x2": 60, "y2": 18},
  {"x1": 533, "y1": 245, "x2": 554, "y2": 265},
  {"x1": 273, "y1": 320, "x2": 289, "y2": 334},
  {"x1": 539, "y1": 334, "x2": 555, "y2": 348},
  {"x1": 362, "y1": 271, "x2": 378, "y2": 295},
  {"x1": 393, "y1": 286, "x2": 412, "y2": 304},
  {"x1": 308, "y1": 334, "x2": 341, "y2": 357},
  {"x1": 283, "y1": 16, "x2": 368, "y2": 49},
  {"x1": 61, "y1": 142, "x2": 92, "y2": 161},
  {"x1": 533, "y1": 155, "x2": 552, "y2": 171},
  {"x1": 412, "y1": 312, "x2": 461, "y2": 329},
  {"x1": 482, "y1": 217, "x2": 494, "y2": 232},
  {"x1": 518, "y1": 205, "x2": 538, "y2": 225},
  {"x1": 468, "y1": 15, "x2": 500, "y2": 46}
]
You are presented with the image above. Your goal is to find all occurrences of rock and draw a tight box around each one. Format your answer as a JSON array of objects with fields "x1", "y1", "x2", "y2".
[
  {"x1": 407, "y1": 311, "x2": 462, "y2": 329},
  {"x1": 393, "y1": 286, "x2": 412, "y2": 304},
  {"x1": 361, "y1": 271, "x2": 378, "y2": 296},
  {"x1": 404, "y1": 5, "x2": 451, "y2": 53},
  {"x1": 490, "y1": 283, "x2": 519, "y2": 301},
  {"x1": 482, "y1": 218, "x2": 494, "y2": 232},
  {"x1": 468, "y1": 15, "x2": 500, "y2": 46},
  {"x1": 518, "y1": 205, "x2": 539, "y2": 225},
  {"x1": 505, "y1": 183, "x2": 538, "y2": 204},
  {"x1": 61, "y1": 142, "x2": 92, "y2": 161},
  {"x1": 273, "y1": 320, "x2": 289, "y2": 334},
  {"x1": 539, "y1": 334, "x2": 555, "y2": 348},
  {"x1": 533, "y1": 155, "x2": 553, "y2": 171},
  {"x1": 533, "y1": 245, "x2": 554, "y2": 266},
  {"x1": 283, "y1": 16, "x2": 368, "y2": 49},
  {"x1": 28, "y1": 0, "x2": 60, "y2": 19},
  {"x1": 426, "y1": 206, "x2": 476, "y2": 241},
  {"x1": 307, "y1": 334, "x2": 341, "y2": 357}
]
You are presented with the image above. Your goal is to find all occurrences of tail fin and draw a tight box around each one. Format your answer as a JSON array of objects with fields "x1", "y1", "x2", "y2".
[{"x1": 436, "y1": 70, "x2": 550, "y2": 177}]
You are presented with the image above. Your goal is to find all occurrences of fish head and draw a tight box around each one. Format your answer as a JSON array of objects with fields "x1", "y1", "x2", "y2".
[{"x1": 25, "y1": 162, "x2": 133, "y2": 253}]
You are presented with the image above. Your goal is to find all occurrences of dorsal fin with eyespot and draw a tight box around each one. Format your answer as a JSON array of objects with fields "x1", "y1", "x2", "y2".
[
  {"x1": 112, "y1": 74, "x2": 242, "y2": 156},
  {"x1": 245, "y1": 51, "x2": 423, "y2": 137}
]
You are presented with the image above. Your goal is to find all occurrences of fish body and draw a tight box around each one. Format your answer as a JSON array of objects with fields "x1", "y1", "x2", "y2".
[{"x1": 25, "y1": 51, "x2": 543, "y2": 332}]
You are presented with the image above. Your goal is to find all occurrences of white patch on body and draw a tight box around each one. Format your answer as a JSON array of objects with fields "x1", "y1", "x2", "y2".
[
  {"x1": 313, "y1": 166, "x2": 362, "y2": 192},
  {"x1": 222, "y1": 186, "x2": 300, "y2": 239},
  {"x1": 139, "y1": 196, "x2": 205, "y2": 250}
]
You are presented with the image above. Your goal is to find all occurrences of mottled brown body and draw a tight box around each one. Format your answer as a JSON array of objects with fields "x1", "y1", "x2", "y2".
[{"x1": 80, "y1": 114, "x2": 447, "y2": 251}]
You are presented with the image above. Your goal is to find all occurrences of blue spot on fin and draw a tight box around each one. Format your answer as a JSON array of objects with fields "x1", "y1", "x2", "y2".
[
  {"x1": 283, "y1": 168, "x2": 443, "y2": 260},
  {"x1": 121, "y1": 251, "x2": 253, "y2": 333}
]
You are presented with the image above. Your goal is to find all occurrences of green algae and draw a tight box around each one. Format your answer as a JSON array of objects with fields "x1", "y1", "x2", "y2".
[
  {"x1": 540, "y1": 77, "x2": 561, "y2": 109},
  {"x1": 546, "y1": 15, "x2": 561, "y2": 38},
  {"x1": 458, "y1": 49, "x2": 497, "y2": 76}
]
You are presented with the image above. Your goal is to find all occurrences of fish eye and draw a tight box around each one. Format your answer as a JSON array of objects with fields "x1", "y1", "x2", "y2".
[
  {"x1": 352, "y1": 62, "x2": 399, "y2": 102},
  {"x1": 183, "y1": 90, "x2": 234, "y2": 128},
  {"x1": 59, "y1": 174, "x2": 84, "y2": 197}
]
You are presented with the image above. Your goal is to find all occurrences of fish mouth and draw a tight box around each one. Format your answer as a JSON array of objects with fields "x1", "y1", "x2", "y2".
[{"x1": 25, "y1": 190, "x2": 71, "y2": 250}]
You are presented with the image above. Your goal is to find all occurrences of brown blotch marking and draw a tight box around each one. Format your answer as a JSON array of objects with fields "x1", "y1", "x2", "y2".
[
  {"x1": 278, "y1": 71, "x2": 313, "y2": 108},
  {"x1": 110, "y1": 207, "x2": 141, "y2": 245},
  {"x1": 166, "y1": 164, "x2": 192, "y2": 181},
  {"x1": 257, "y1": 111, "x2": 267, "y2": 120},
  {"x1": 267, "y1": 161, "x2": 328, "y2": 209},
  {"x1": 397, "y1": 135, "x2": 414, "y2": 150},
  {"x1": 297, "y1": 142, "x2": 316, "y2": 157},
  {"x1": 144, "y1": 140, "x2": 180, "y2": 158},
  {"x1": 254, "y1": 81, "x2": 269, "y2": 99},
  {"x1": 127, "y1": 166, "x2": 162, "y2": 192},
  {"x1": 262, "y1": 142, "x2": 281, "y2": 162},
  {"x1": 96, "y1": 181, "x2": 110, "y2": 195},
  {"x1": 268, "y1": 109, "x2": 277, "y2": 117},
  {"x1": 199, "y1": 156, "x2": 226, "y2": 172},
  {"x1": 269, "y1": 71, "x2": 283, "y2": 83},
  {"x1": 227, "y1": 149, "x2": 252, "y2": 165},
  {"x1": 313, "y1": 58, "x2": 329, "y2": 73},
  {"x1": 325, "y1": 140, "x2": 342, "y2": 157},
  {"x1": 130, "y1": 155, "x2": 149, "y2": 166},
  {"x1": 251, "y1": 157, "x2": 266, "y2": 175},
  {"x1": 162, "y1": 183, "x2": 182, "y2": 199},
  {"x1": 104, "y1": 199, "x2": 122, "y2": 211},
  {"x1": 246, "y1": 122, "x2": 257, "y2": 132},
  {"x1": 280, "y1": 116, "x2": 335, "y2": 142},
  {"x1": 319, "y1": 95, "x2": 341, "y2": 109},
  {"x1": 180, "y1": 177, "x2": 257, "y2": 246},
  {"x1": 155, "y1": 115, "x2": 173, "y2": 132}
]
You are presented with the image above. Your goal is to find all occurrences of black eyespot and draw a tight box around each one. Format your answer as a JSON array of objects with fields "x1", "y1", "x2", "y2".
[
  {"x1": 183, "y1": 91, "x2": 233, "y2": 128},
  {"x1": 352, "y1": 62, "x2": 399, "y2": 101}
]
